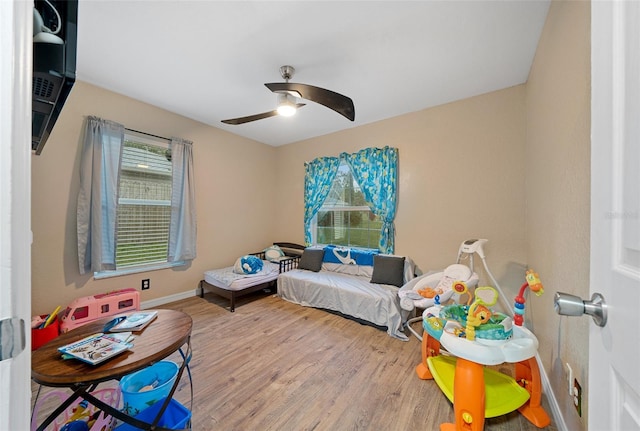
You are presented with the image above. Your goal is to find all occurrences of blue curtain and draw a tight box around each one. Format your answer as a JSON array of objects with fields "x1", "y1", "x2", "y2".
[
  {"x1": 168, "y1": 138, "x2": 197, "y2": 262},
  {"x1": 342, "y1": 146, "x2": 398, "y2": 253},
  {"x1": 77, "y1": 116, "x2": 124, "y2": 274},
  {"x1": 303, "y1": 156, "x2": 340, "y2": 245}
]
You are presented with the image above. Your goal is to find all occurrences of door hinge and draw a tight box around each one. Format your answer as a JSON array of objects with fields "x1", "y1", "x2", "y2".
[{"x1": 0, "y1": 317, "x2": 26, "y2": 361}]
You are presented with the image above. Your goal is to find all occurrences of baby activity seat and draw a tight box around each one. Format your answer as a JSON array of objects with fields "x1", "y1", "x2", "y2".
[
  {"x1": 398, "y1": 264, "x2": 479, "y2": 312},
  {"x1": 412, "y1": 241, "x2": 551, "y2": 430}
]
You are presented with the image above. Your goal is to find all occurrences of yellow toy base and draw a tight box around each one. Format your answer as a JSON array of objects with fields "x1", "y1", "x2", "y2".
[
  {"x1": 428, "y1": 355, "x2": 530, "y2": 418},
  {"x1": 417, "y1": 331, "x2": 551, "y2": 430}
]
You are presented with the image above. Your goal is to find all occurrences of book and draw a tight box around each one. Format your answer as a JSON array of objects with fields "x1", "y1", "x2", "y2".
[
  {"x1": 58, "y1": 333, "x2": 133, "y2": 365},
  {"x1": 105, "y1": 331, "x2": 134, "y2": 343},
  {"x1": 109, "y1": 310, "x2": 158, "y2": 332}
]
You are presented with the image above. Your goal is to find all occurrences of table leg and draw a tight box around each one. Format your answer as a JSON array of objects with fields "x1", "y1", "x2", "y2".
[
  {"x1": 179, "y1": 344, "x2": 194, "y2": 412},
  {"x1": 35, "y1": 390, "x2": 82, "y2": 431},
  {"x1": 441, "y1": 358, "x2": 485, "y2": 431}
]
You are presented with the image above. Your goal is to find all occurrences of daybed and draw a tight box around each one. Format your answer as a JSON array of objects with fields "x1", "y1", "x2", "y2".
[
  {"x1": 277, "y1": 245, "x2": 415, "y2": 340},
  {"x1": 199, "y1": 243, "x2": 302, "y2": 312}
]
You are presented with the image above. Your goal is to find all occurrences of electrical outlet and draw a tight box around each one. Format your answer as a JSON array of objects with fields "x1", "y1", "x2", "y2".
[
  {"x1": 566, "y1": 362, "x2": 573, "y2": 394},
  {"x1": 141, "y1": 279, "x2": 150, "y2": 290},
  {"x1": 573, "y1": 378, "x2": 582, "y2": 417}
]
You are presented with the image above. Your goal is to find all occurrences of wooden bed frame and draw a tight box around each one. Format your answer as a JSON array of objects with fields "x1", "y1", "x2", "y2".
[{"x1": 198, "y1": 242, "x2": 304, "y2": 312}]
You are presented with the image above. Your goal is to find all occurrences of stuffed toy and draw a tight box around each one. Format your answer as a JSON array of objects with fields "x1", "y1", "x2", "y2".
[
  {"x1": 263, "y1": 245, "x2": 285, "y2": 261},
  {"x1": 233, "y1": 255, "x2": 264, "y2": 275}
]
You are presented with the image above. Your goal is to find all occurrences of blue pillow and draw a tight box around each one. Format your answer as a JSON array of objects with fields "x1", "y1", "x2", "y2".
[
  {"x1": 233, "y1": 255, "x2": 264, "y2": 275},
  {"x1": 323, "y1": 245, "x2": 378, "y2": 266}
]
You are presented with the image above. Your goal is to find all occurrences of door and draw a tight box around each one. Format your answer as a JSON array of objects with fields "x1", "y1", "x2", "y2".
[
  {"x1": 590, "y1": 1, "x2": 640, "y2": 430},
  {"x1": 0, "y1": 1, "x2": 32, "y2": 430}
]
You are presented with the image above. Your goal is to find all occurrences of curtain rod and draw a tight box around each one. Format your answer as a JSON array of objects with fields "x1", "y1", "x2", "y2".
[{"x1": 125, "y1": 128, "x2": 170, "y2": 142}]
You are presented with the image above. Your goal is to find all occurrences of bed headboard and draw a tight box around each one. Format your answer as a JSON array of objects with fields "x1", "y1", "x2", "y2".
[{"x1": 273, "y1": 242, "x2": 305, "y2": 257}]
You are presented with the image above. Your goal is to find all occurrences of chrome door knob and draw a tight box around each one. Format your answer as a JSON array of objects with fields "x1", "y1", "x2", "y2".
[{"x1": 554, "y1": 292, "x2": 608, "y2": 327}]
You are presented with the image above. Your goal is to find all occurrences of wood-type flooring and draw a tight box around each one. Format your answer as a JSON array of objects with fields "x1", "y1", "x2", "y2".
[{"x1": 31, "y1": 290, "x2": 559, "y2": 430}]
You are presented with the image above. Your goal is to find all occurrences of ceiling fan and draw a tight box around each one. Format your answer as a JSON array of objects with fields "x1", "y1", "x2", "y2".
[{"x1": 221, "y1": 65, "x2": 355, "y2": 125}]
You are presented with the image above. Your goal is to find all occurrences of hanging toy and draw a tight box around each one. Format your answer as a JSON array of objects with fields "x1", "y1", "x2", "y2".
[
  {"x1": 452, "y1": 280, "x2": 471, "y2": 305},
  {"x1": 422, "y1": 294, "x2": 447, "y2": 340},
  {"x1": 464, "y1": 286, "x2": 499, "y2": 341},
  {"x1": 513, "y1": 269, "x2": 545, "y2": 326}
]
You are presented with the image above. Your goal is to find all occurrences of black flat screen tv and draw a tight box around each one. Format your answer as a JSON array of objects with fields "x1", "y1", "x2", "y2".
[{"x1": 32, "y1": 0, "x2": 78, "y2": 155}]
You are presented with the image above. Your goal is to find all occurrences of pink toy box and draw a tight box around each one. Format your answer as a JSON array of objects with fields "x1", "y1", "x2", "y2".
[{"x1": 60, "y1": 288, "x2": 140, "y2": 333}]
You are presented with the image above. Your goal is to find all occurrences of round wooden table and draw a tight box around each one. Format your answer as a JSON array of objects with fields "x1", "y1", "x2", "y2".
[{"x1": 32, "y1": 309, "x2": 193, "y2": 430}]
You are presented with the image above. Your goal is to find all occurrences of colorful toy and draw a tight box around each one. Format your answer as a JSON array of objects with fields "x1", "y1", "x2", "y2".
[
  {"x1": 60, "y1": 421, "x2": 89, "y2": 431},
  {"x1": 434, "y1": 287, "x2": 513, "y2": 346},
  {"x1": 30, "y1": 388, "x2": 120, "y2": 431},
  {"x1": 513, "y1": 269, "x2": 544, "y2": 326},
  {"x1": 452, "y1": 281, "x2": 471, "y2": 305},
  {"x1": 41, "y1": 305, "x2": 61, "y2": 329},
  {"x1": 415, "y1": 270, "x2": 550, "y2": 430},
  {"x1": 66, "y1": 400, "x2": 90, "y2": 423},
  {"x1": 464, "y1": 286, "x2": 498, "y2": 341},
  {"x1": 60, "y1": 288, "x2": 140, "y2": 333}
]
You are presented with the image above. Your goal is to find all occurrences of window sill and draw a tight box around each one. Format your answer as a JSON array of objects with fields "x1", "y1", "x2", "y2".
[{"x1": 94, "y1": 261, "x2": 185, "y2": 280}]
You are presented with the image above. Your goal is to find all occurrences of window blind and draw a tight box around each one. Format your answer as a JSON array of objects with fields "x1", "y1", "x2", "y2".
[{"x1": 115, "y1": 139, "x2": 172, "y2": 268}]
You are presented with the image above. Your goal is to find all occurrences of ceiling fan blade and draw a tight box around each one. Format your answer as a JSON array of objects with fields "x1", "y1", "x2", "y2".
[
  {"x1": 221, "y1": 110, "x2": 277, "y2": 125},
  {"x1": 265, "y1": 82, "x2": 355, "y2": 121},
  {"x1": 221, "y1": 103, "x2": 306, "y2": 125}
]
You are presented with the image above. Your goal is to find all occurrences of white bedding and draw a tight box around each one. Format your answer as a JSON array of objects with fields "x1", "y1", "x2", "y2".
[
  {"x1": 204, "y1": 260, "x2": 279, "y2": 291},
  {"x1": 278, "y1": 269, "x2": 410, "y2": 340}
]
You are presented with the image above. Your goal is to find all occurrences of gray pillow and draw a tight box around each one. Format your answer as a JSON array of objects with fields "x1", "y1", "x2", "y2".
[
  {"x1": 370, "y1": 255, "x2": 405, "y2": 287},
  {"x1": 298, "y1": 248, "x2": 325, "y2": 272}
]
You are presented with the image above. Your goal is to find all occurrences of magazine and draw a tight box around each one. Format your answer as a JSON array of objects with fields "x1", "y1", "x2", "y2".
[
  {"x1": 109, "y1": 310, "x2": 158, "y2": 332},
  {"x1": 58, "y1": 333, "x2": 133, "y2": 365}
]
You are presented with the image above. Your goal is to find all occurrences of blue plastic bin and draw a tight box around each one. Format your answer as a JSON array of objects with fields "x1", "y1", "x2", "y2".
[
  {"x1": 114, "y1": 397, "x2": 191, "y2": 430},
  {"x1": 119, "y1": 361, "x2": 179, "y2": 416}
]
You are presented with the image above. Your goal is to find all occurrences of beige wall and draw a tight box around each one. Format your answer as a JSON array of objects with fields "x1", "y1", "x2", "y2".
[
  {"x1": 526, "y1": 1, "x2": 591, "y2": 430},
  {"x1": 274, "y1": 86, "x2": 528, "y2": 299},
  {"x1": 32, "y1": 85, "x2": 529, "y2": 321},
  {"x1": 33, "y1": 83, "x2": 529, "y2": 319},
  {"x1": 31, "y1": 81, "x2": 277, "y2": 315}
]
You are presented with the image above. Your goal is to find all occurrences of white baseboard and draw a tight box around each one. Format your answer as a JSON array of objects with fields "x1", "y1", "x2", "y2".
[
  {"x1": 140, "y1": 289, "x2": 197, "y2": 309},
  {"x1": 536, "y1": 352, "x2": 568, "y2": 431}
]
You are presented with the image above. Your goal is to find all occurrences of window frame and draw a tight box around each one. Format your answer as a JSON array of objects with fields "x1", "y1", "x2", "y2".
[{"x1": 94, "y1": 132, "x2": 184, "y2": 279}]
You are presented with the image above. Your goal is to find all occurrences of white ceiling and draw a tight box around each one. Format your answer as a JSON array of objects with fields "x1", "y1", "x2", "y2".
[{"x1": 76, "y1": 1, "x2": 550, "y2": 147}]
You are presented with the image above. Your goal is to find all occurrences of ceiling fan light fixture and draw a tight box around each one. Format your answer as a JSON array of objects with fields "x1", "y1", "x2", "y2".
[
  {"x1": 276, "y1": 93, "x2": 297, "y2": 117},
  {"x1": 221, "y1": 64, "x2": 354, "y2": 125}
]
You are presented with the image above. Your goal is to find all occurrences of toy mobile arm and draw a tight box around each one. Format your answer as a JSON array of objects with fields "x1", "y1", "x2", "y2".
[{"x1": 513, "y1": 269, "x2": 545, "y2": 326}]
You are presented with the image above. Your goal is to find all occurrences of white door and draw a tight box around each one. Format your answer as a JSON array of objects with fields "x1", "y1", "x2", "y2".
[
  {"x1": 590, "y1": 1, "x2": 640, "y2": 430},
  {"x1": 0, "y1": 1, "x2": 32, "y2": 430}
]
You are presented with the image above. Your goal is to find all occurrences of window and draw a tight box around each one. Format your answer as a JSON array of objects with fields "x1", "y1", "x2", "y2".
[
  {"x1": 303, "y1": 147, "x2": 397, "y2": 253},
  {"x1": 100, "y1": 133, "x2": 175, "y2": 276},
  {"x1": 78, "y1": 116, "x2": 196, "y2": 277},
  {"x1": 313, "y1": 162, "x2": 381, "y2": 249}
]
